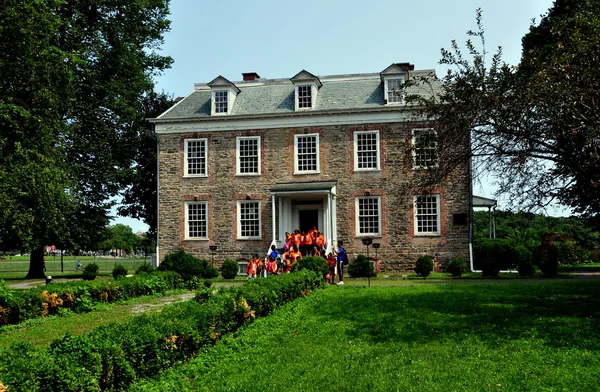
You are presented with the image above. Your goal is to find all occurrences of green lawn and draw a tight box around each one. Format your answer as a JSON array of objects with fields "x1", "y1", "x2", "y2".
[
  {"x1": 131, "y1": 281, "x2": 600, "y2": 391},
  {"x1": 0, "y1": 255, "x2": 152, "y2": 279}
]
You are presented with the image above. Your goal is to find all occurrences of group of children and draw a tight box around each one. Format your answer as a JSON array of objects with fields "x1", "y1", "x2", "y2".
[{"x1": 245, "y1": 226, "x2": 347, "y2": 285}]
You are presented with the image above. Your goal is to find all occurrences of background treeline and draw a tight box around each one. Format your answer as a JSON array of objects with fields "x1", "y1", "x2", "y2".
[{"x1": 472, "y1": 210, "x2": 600, "y2": 276}]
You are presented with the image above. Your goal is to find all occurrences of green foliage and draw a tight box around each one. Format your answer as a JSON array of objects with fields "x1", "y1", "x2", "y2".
[
  {"x1": 347, "y1": 254, "x2": 376, "y2": 278},
  {"x1": 112, "y1": 264, "x2": 128, "y2": 280},
  {"x1": 99, "y1": 224, "x2": 141, "y2": 256},
  {"x1": 446, "y1": 257, "x2": 467, "y2": 277},
  {"x1": 0, "y1": 270, "x2": 322, "y2": 391},
  {"x1": 129, "y1": 282, "x2": 600, "y2": 391},
  {"x1": 135, "y1": 263, "x2": 155, "y2": 275},
  {"x1": 415, "y1": 255, "x2": 434, "y2": 277},
  {"x1": 81, "y1": 263, "x2": 99, "y2": 281},
  {"x1": 290, "y1": 256, "x2": 329, "y2": 277},
  {"x1": 220, "y1": 259, "x2": 239, "y2": 280},
  {"x1": 159, "y1": 250, "x2": 219, "y2": 281},
  {"x1": 0, "y1": 271, "x2": 182, "y2": 326},
  {"x1": 0, "y1": 0, "x2": 172, "y2": 278},
  {"x1": 474, "y1": 238, "x2": 517, "y2": 271},
  {"x1": 481, "y1": 259, "x2": 501, "y2": 278}
]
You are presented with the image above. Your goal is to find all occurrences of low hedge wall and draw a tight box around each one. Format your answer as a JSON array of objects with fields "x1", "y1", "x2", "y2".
[
  {"x1": 0, "y1": 270, "x2": 323, "y2": 391},
  {"x1": 0, "y1": 272, "x2": 183, "y2": 326}
]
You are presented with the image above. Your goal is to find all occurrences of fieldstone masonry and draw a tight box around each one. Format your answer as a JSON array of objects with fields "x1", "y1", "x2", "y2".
[{"x1": 157, "y1": 121, "x2": 471, "y2": 271}]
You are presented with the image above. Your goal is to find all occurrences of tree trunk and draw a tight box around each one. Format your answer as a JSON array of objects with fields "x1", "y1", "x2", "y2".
[{"x1": 25, "y1": 246, "x2": 46, "y2": 279}]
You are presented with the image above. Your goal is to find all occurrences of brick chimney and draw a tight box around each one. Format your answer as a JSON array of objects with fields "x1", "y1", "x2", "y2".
[{"x1": 242, "y1": 72, "x2": 260, "y2": 81}]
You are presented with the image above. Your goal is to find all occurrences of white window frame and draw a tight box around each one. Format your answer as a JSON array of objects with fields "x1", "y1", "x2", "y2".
[
  {"x1": 413, "y1": 194, "x2": 441, "y2": 236},
  {"x1": 294, "y1": 133, "x2": 320, "y2": 174},
  {"x1": 295, "y1": 84, "x2": 315, "y2": 110},
  {"x1": 354, "y1": 130, "x2": 380, "y2": 171},
  {"x1": 355, "y1": 196, "x2": 382, "y2": 237},
  {"x1": 236, "y1": 136, "x2": 261, "y2": 176},
  {"x1": 185, "y1": 201, "x2": 208, "y2": 240},
  {"x1": 384, "y1": 77, "x2": 405, "y2": 105},
  {"x1": 237, "y1": 200, "x2": 262, "y2": 240},
  {"x1": 184, "y1": 138, "x2": 208, "y2": 177},
  {"x1": 412, "y1": 128, "x2": 438, "y2": 169}
]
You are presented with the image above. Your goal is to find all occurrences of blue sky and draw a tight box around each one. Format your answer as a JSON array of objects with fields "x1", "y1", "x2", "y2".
[{"x1": 113, "y1": 0, "x2": 556, "y2": 232}]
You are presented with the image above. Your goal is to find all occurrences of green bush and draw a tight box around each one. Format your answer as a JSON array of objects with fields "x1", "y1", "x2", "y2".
[
  {"x1": 290, "y1": 256, "x2": 329, "y2": 277},
  {"x1": 0, "y1": 271, "x2": 183, "y2": 326},
  {"x1": 112, "y1": 264, "x2": 128, "y2": 280},
  {"x1": 0, "y1": 270, "x2": 323, "y2": 391},
  {"x1": 415, "y1": 255, "x2": 434, "y2": 277},
  {"x1": 135, "y1": 263, "x2": 155, "y2": 275},
  {"x1": 220, "y1": 259, "x2": 239, "y2": 280},
  {"x1": 347, "y1": 254, "x2": 376, "y2": 278},
  {"x1": 81, "y1": 263, "x2": 99, "y2": 281},
  {"x1": 481, "y1": 259, "x2": 501, "y2": 277},
  {"x1": 446, "y1": 257, "x2": 467, "y2": 277},
  {"x1": 517, "y1": 259, "x2": 535, "y2": 277},
  {"x1": 159, "y1": 250, "x2": 219, "y2": 280},
  {"x1": 474, "y1": 238, "x2": 517, "y2": 270}
]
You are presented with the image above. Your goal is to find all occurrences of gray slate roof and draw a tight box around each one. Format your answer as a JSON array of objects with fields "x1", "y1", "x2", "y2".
[{"x1": 158, "y1": 69, "x2": 439, "y2": 120}]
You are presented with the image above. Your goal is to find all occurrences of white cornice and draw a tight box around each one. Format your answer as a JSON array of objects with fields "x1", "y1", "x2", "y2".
[{"x1": 153, "y1": 109, "x2": 424, "y2": 134}]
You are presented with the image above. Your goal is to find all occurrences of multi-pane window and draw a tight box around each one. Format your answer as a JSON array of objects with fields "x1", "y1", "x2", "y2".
[
  {"x1": 214, "y1": 91, "x2": 228, "y2": 113},
  {"x1": 186, "y1": 201, "x2": 208, "y2": 239},
  {"x1": 356, "y1": 197, "x2": 381, "y2": 236},
  {"x1": 184, "y1": 139, "x2": 207, "y2": 177},
  {"x1": 414, "y1": 195, "x2": 440, "y2": 235},
  {"x1": 238, "y1": 201, "x2": 261, "y2": 239},
  {"x1": 413, "y1": 128, "x2": 437, "y2": 168},
  {"x1": 354, "y1": 130, "x2": 380, "y2": 170},
  {"x1": 297, "y1": 85, "x2": 312, "y2": 109},
  {"x1": 386, "y1": 78, "x2": 404, "y2": 103},
  {"x1": 294, "y1": 134, "x2": 319, "y2": 173},
  {"x1": 236, "y1": 136, "x2": 260, "y2": 175}
]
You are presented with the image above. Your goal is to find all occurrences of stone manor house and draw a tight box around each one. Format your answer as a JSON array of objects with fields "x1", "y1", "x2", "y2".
[{"x1": 151, "y1": 63, "x2": 471, "y2": 271}]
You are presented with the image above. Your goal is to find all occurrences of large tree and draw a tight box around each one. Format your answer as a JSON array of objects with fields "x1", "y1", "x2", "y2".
[
  {"x1": 0, "y1": 0, "x2": 172, "y2": 278},
  {"x1": 117, "y1": 91, "x2": 174, "y2": 238},
  {"x1": 407, "y1": 2, "x2": 600, "y2": 223}
]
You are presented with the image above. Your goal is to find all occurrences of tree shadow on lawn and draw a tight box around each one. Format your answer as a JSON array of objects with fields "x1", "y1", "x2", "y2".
[{"x1": 313, "y1": 282, "x2": 600, "y2": 350}]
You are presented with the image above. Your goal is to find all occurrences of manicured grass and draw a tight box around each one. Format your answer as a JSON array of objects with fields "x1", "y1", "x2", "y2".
[
  {"x1": 0, "y1": 290, "x2": 192, "y2": 349},
  {"x1": 0, "y1": 255, "x2": 152, "y2": 277},
  {"x1": 131, "y1": 281, "x2": 600, "y2": 391}
]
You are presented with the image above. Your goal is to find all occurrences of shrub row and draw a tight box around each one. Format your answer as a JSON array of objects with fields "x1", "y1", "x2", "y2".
[
  {"x1": 0, "y1": 270, "x2": 323, "y2": 391},
  {"x1": 0, "y1": 271, "x2": 183, "y2": 326}
]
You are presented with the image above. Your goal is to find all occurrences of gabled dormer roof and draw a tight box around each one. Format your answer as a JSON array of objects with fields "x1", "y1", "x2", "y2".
[
  {"x1": 380, "y1": 63, "x2": 414, "y2": 81},
  {"x1": 207, "y1": 75, "x2": 241, "y2": 94},
  {"x1": 290, "y1": 70, "x2": 322, "y2": 88}
]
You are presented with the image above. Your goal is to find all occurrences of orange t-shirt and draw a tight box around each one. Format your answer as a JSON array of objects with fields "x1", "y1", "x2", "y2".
[
  {"x1": 315, "y1": 235, "x2": 324, "y2": 246},
  {"x1": 292, "y1": 233, "x2": 301, "y2": 246},
  {"x1": 304, "y1": 234, "x2": 313, "y2": 245},
  {"x1": 246, "y1": 261, "x2": 257, "y2": 275},
  {"x1": 290, "y1": 251, "x2": 302, "y2": 262}
]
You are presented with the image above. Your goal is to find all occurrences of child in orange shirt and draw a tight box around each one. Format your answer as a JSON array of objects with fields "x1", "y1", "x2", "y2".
[{"x1": 246, "y1": 257, "x2": 257, "y2": 279}]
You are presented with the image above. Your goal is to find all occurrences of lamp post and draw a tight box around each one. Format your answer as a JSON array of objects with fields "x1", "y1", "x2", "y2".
[
  {"x1": 361, "y1": 238, "x2": 373, "y2": 287},
  {"x1": 209, "y1": 245, "x2": 217, "y2": 267}
]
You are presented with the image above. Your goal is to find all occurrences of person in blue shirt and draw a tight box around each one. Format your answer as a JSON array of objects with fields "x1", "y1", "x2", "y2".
[{"x1": 335, "y1": 241, "x2": 346, "y2": 285}]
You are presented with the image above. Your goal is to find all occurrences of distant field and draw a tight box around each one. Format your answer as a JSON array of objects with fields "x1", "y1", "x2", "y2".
[{"x1": 0, "y1": 255, "x2": 152, "y2": 278}]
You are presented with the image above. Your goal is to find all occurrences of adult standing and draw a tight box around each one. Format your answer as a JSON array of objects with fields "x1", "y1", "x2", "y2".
[{"x1": 335, "y1": 241, "x2": 346, "y2": 285}]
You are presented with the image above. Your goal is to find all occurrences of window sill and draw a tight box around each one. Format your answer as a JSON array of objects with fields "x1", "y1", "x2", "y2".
[{"x1": 183, "y1": 174, "x2": 208, "y2": 179}]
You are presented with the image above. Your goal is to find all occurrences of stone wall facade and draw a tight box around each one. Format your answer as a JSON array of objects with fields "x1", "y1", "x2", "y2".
[{"x1": 157, "y1": 120, "x2": 471, "y2": 271}]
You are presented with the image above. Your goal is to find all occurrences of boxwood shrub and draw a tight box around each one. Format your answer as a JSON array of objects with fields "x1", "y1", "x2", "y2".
[{"x1": 0, "y1": 270, "x2": 323, "y2": 391}]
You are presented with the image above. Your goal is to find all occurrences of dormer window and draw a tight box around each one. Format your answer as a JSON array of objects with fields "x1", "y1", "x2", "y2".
[
  {"x1": 385, "y1": 78, "x2": 404, "y2": 103},
  {"x1": 297, "y1": 85, "x2": 312, "y2": 109},
  {"x1": 208, "y1": 76, "x2": 240, "y2": 115},
  {"x1": 291, "y1": 70, "x2": 322, "y2": 111},
  {"x1": 380, "y1": 63, "x2": 413, "y2": 106},
  {"x1": 214, "y1": 91, "x2": 228, "y2": 113}
]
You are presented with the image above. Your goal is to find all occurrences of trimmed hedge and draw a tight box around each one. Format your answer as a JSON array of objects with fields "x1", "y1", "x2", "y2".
[
  {"x1": 347, "y1": 254, "x2": 376, "y2": 278},
  {"x1": 0, "y1": 270, "x2": 323, "y2": 391},
  {"x1": 0, "y1": 272, "x2": 183, "y2": 326}
]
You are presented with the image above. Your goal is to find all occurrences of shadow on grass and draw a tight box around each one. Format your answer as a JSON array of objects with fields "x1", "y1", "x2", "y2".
[{"x1": 312, "y1": 282, "x2": 600, "y2": 350}]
